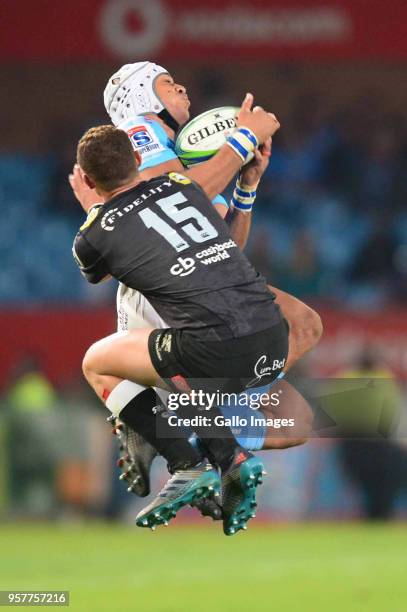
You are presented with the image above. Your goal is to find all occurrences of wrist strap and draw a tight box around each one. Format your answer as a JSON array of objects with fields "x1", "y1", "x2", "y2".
[
  {"x1": 231, "y1": 178, "x2": 257, "y2": 212},
  {"x1": 226, "y1": 127, "x2": 258, "y2": 164}
]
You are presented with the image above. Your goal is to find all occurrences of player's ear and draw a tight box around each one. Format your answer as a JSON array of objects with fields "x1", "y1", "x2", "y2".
[
  {"x1": 134, "y1": 150, "x2": 142, "y2": 168},
  {"x1": 83, "y1": 173, "x2": 96, "y2": 190}
]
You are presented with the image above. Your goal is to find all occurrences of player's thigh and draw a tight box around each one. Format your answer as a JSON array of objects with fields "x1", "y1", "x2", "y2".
[{"x1": 83, "y1": 329, "x2": 160, "y2": 387}]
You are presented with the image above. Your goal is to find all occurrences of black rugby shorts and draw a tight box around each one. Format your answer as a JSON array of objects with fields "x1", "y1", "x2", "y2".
[{"x1": 148, "y1": 319, "x2": 289, "y2": 394}]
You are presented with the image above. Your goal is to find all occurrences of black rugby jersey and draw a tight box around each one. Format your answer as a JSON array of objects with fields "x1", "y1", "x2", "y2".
[{"x1": 73, "y1": 173, "x2": 282, "y2": 340}]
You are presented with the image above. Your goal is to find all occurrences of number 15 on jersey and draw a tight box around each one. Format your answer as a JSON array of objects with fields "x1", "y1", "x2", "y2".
[{"x1": 138, "y1": 192, "x2": 218, "y2": 252}]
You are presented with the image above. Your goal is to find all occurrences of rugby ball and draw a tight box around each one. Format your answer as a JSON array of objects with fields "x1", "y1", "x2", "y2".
[{"x1": 175, "y1": 106, "x2": 254, "y2": 167}]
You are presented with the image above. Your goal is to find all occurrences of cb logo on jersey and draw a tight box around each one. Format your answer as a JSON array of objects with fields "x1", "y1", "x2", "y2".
[{"x1": 170, "y1": 257, "x2": 196, "y2": 277}]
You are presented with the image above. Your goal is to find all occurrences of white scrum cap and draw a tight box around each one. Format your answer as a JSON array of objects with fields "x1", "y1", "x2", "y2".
[{"x1": 104, "y1": 61, "x2": 168, "y2": 126}]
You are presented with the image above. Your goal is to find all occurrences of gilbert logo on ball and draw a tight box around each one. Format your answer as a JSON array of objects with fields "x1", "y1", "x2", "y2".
[{"x1": 175, "y1": 107, "x2": 254, "y2": 167}]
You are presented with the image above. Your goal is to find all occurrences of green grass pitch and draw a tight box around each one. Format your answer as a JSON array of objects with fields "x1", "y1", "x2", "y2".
[{"x1": 0, "y1": 522, "x2": 406, "y2": 611}]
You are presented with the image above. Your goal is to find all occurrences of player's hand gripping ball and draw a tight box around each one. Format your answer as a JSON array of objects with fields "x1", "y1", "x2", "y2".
[{"x1": 175, "y1": 106, "x2": 255, "y2": 167}]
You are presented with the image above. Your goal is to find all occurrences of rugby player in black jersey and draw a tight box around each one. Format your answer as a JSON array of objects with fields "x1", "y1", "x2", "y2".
[
  {"x1": 69, "y1": 68, "x2": 319, "y2": 518},
  {"x1": 73, "y1": 117, "x2": 287, "y2": 535}
]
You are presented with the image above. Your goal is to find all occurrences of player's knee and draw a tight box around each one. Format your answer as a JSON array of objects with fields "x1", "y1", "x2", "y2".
[
  {"x1": 292, "y1": 305, "x2": 323, "y2": 352},
  {"x1": 82, "y1": 344, "x2": 99, "y2": 384}
]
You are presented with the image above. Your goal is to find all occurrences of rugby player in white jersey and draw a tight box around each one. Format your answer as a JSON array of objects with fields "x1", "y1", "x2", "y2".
[{"x1": 69, "y1": 62, "x2": 319, "y2": 518}]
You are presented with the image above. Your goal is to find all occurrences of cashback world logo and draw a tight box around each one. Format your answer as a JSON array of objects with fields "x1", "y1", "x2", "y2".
[
  {"x1": 170, "y1": 240, "x2": 237, "y2": 277},
  {"x1": 170, "y1": 257, "x2": 196, "y2": 277}
]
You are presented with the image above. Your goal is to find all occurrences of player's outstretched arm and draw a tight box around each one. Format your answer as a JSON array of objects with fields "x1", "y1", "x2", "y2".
[
  {"x1": 225, "y1": 137, "x2": 272, "y2": 249},
  {"x1": 140, "y1": 95, "x2": 280, "y2": 201},
  {"x1": 139, "y1": 143, "x2": 241, "y2": 200}
]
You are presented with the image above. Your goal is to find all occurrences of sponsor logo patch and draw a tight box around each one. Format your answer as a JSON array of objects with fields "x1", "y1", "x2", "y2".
[
  {"x1": 155, "y1": 331, "x2": 173, "y2": 361},
  {"x1": 169, "y1": 240, "x2": 237, "y2": 276},
  {"x1": 127, "y1": 125, "x2": 153, "y2": 148},
  {"x1": 246, "y1": 355, "x2": 286, "y2": 388},
  {"x1": 170, "y1": 257, "x2": 196, "y2": 277}
]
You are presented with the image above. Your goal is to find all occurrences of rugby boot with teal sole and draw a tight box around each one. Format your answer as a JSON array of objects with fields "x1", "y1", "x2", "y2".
[
  {"x1": 109, "y1": 416, "x2": 158, "y2": 497},
  {"x1": 136, "y1": 461, "x2": 221, "y2": 530},
  {"x1": 222, "y1": 449, "x2": 266, "y2": 536}
]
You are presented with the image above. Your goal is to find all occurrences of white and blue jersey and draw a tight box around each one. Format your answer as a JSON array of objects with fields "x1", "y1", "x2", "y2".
[
  {"x1": 119, "y1": 115, "x2": 228, "y2": 210},
  {"x1": 116, "y1": 114, "x2": 270, "y2": 451},
  {"x1": 119, "y1": 115, "x2": 177, "y2": 170}
]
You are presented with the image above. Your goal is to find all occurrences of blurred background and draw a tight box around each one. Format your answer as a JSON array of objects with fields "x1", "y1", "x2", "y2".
[{"x1": 0, "y1": 1, "x2": 407, "y2": 609}]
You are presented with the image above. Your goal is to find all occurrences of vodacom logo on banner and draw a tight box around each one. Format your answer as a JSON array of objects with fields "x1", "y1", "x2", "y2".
[
  {"x1": 98, "y1": 0, "x2": 351, "y2": 60},
  {"x1": 99, "y1": 0, "x2": 168, "y2": 57}
]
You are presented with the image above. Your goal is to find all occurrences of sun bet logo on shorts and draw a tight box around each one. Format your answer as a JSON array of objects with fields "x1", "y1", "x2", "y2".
[{"x1": 246, "y1": 354, "x2": 286, "y2": 388}]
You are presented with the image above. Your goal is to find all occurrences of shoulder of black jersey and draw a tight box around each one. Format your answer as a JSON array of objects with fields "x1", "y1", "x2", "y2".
[
  {"x1": 166, "y1": 171, "x2": 193, "y2": 186},
  {"x1": 72, "y1": 228, "x2": 107, "y2": 284},
  {"x1": 79, "y1": 204, "x2": 103, "y2": 233},
  {"x1": 165, "y1": 171, "x2": 207, "y2": 197}
]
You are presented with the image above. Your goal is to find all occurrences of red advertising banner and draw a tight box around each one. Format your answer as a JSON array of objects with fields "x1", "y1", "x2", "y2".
[
  {"x1": 1, "y1": 0, "x2": 407, "y2": 62},
  {"x1": 0, "y1": 309, "x2": 116, "y2": 389},
  {"x1": 307, "y1": 309, "x2": 407, "y2": 379},
  {"x1": 0, "y1": 307, "x2": 406, "y2": 389}
]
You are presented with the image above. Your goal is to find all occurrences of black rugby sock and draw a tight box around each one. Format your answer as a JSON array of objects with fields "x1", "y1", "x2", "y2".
[
  {"x1": 176, "y1": 403, "x2": 240, "y2": 472},
  {"x1": 120, "y1": 388, "x2": 201, "y2": 473}
]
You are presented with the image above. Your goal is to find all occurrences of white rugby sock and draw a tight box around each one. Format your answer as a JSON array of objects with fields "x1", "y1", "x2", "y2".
[{"x1": 106, "y1": 380, "x2": 147, "y2": 417}]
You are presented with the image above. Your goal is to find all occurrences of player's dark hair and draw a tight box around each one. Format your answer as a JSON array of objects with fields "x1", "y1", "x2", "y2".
[{"x1": 77, "y1": 125, "x2": 138, "y2": 192}]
